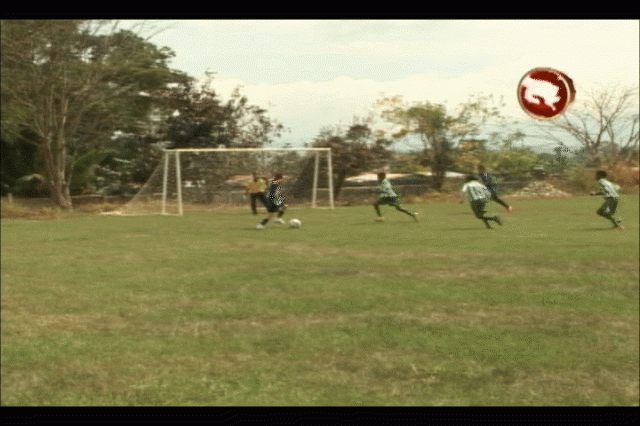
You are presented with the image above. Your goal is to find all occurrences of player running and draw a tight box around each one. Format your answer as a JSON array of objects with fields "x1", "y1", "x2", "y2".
[
  {"x1": 461, "y1": 175, "x2": 503, "y2": 229},
  {"x1": 373, "y1": 172, "x2": 418, "y2": 222},
  {"x1": 256, "y1": 173, "x2": 287, "y2": 229},
  {"x1": 478, "y1": 165, "x2": 513, "y2": 212},
  {"x1": 591, "y1": 170, "x2": 624, "y2": 230}
]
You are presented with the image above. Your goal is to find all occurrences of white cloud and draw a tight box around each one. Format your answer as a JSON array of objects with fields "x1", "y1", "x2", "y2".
[{"x1": 165, "y1": 19, "x2": 638, "y2": 149}]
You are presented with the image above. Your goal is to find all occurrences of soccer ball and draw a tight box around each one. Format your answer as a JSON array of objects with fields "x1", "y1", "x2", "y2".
[{"x1": 289, "y1": 218, "x2": 302, "y2": 228}]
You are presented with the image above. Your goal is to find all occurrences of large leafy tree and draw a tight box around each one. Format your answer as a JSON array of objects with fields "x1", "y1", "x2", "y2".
[
  {"x1": 375, "y1": 94, "x2": 523, "y2": 190},
  {"x1": 80, "y1": 74, "x2": 287, "y2": 197},
  {"x1": 116, "y1": 75, "x2": 289, "y2": 197},
  {"x1": 303, "y1": 120, "x2": 393, "y2": 199},
  {"x1": 1, "y1": 20, "x2": 188, "y2": 208},
  {"x1": 160, "y1": 76, "x2": 286, "y2": 149}
]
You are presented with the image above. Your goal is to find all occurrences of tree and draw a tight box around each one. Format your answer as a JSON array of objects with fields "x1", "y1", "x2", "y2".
[
  {"x1": 160, "y1": 76, "x2": 286, "y2": 149},
  {"x1": 1, "y1": 130, "x2": 41, "y2": 196},
  {"x1": 486, "y1": 144, "x2": 540, "y2": 179},
  {"x1": 454, "y1": 138, "x2": 489, "y2": 174},
  {"x1": 128, "y1": 75, "x2": 288, "y2": 201},
  {"x1": 89, "y1": 133, "x2": 165, "y2": 197},
  {"x1": 74, "y1": 73, "x2": 287, "y2": 199},
  {"x1": 375, "y1": 94, "x2": 521, "y2": 190},
  {"x1": 1, "y1": 20, "x2": 188, "y2": 208},
  {"x1": 531, "y1": 84, "x2": 639, "y2": 167},
  {"x1": 305, "y1": 120, "x2": 393, "y2": 199}
]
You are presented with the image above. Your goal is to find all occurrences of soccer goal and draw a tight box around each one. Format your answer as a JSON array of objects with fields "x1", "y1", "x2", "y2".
[{"x1": 116, "y1": 147, "x2": 334, "y2": 215}]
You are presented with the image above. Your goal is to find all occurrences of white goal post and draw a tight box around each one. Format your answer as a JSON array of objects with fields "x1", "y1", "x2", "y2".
[{"x1": 118, "y1": 147, "x2": 334, "y2": 216}]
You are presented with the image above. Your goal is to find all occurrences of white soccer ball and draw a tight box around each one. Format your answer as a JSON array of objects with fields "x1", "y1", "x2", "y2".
[{"x1": 289, "y1": 218, "x2": 302, "y2": 228}]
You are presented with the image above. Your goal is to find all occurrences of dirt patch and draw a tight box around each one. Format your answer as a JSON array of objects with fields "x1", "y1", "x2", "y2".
[{"x1": 509, "y1": 181, "x2": 572, "y2": 198}]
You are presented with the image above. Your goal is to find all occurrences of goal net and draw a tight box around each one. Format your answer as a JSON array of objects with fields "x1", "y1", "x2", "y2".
[{"x1": 116, "y1": 147, "x2": 334, "y2": 215}]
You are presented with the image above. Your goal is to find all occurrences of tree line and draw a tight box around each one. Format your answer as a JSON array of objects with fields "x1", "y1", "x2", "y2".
[
  {"x1": 1, "y1": 20, "x2": 284, "y2": 207},
  {"x1": 2, "y1": 20, "x2": 638, "y2": 208}
]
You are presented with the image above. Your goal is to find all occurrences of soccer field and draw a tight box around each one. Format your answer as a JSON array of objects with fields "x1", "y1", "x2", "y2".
[{"x1": 1, "y1": 196, "x2": 638, "y2": 406}]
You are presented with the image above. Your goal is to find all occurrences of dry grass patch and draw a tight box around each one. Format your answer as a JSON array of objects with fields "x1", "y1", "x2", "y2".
[
  {"x1": 1, "y1": 202, "x2": 63, "y2": 220},
  {"x1": 511, "y1": 369, "x2": 639, "y2": 403},
  {"x1": 17, "y1": 300, "x2": 637, "y2": 340}
]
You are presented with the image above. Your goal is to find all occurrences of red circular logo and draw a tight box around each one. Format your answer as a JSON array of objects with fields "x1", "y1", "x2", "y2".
[{"x1": 517, "y1": 68, "x2": 576, "y2": 120}]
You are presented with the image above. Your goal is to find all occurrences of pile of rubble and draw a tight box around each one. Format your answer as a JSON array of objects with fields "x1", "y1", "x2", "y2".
[{"x1": 509, "y1": 181, "x2": 572, "y2": 198}]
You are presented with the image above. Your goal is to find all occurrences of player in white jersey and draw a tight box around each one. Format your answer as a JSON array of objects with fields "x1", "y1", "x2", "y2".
[
  {"x1": 591, "y1": 170, "x2": 624, "y2": 230},
  {"x1": 373, "y1": 172, "x2": 418, "y2": 222},
  {"x1": 461, "y1": 175, "x2": 502, "y2": 229}
]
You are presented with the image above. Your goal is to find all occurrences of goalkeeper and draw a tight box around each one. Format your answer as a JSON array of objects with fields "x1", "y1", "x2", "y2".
[
  {"x1": 256, "y1": 173, "x2": 287, "y2": 229},
  {"x1": 246, "y1": 172, "x2": 268, "y2": 215},
  {"x1": 373, "y1": 172, "x2": 418, "y2": 222}
]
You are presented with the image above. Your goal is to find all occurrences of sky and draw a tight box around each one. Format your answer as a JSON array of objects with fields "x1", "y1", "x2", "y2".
[{"x1": 136, "y1": 19, "x2": 639, "y2": 152}]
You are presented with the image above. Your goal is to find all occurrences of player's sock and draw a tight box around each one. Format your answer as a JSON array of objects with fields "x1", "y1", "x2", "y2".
[
  {"x1": 602, "y1": 214, "x2": 621, "y2": 227},
  {"x1": 612, "y1": 216, "x2": 623, "y2": 227},
  {"x1": 261, "y1": 219, "x2": 269, "y2": 226}
]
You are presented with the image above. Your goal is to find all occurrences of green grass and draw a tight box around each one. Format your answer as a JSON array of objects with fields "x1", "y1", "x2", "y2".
[{"x1": 1, "y1": 195, "x2": 638, "y2": 406}]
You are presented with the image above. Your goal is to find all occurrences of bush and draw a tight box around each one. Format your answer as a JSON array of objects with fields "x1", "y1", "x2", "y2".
[
  {"x1": 1, "y1": 197, "x2": 120, "y2": 219},
  {"x1": 1, "y1": 200, "x2": 62, "y2": 220},
  {"x1": 607, "y1": 165, "x2": 640, "y2": 191},
  {"x1": 564, "y1": 167, "x2": 597, "y2": 194},
  {"x1": 561, "y1": 166, "x2": 640, "y2": 195}
]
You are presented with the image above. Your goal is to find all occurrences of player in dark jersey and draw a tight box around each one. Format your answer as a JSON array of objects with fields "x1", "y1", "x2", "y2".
[
  {"x1": 256, "y1": 173, "x2": 287, "y2": 229},
  {"x1": 478, "y1": 165, "x2": 513, "y2": 212}
]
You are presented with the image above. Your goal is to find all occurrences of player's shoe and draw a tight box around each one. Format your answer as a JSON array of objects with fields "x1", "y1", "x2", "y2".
[
  {"x1": 375, "y1": 217, "x2": 385, "y2": 222},
  {"x1": 256, "y1": 224, "x2": 265, "y2": 230},
  {"x1": 273, "y1": 218, "x2": 285, "y2": 224},
  {"x1": 411, "y1": 213, "x2": 419, "y2": 222},
  {"x1": 507, "y1": 206, "x2": 514, "y2": 212}
]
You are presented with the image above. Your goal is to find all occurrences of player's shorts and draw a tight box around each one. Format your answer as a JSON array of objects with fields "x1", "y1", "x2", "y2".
[
  {"x1": 250, "y1": 193, "x2": 267, "y2": 203},
  {"x1": 377, "y1": 197, "x2": 399, "y2": 206},
  {"x1": 598, "y1": 197, "x2": 618, "y2": 215},
  {"x1": 470, "y1": 199, "x2": 488, "y2": 219},
  {"x1": 266, "y1": 203, "x2": 285, "y2": 213}
]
